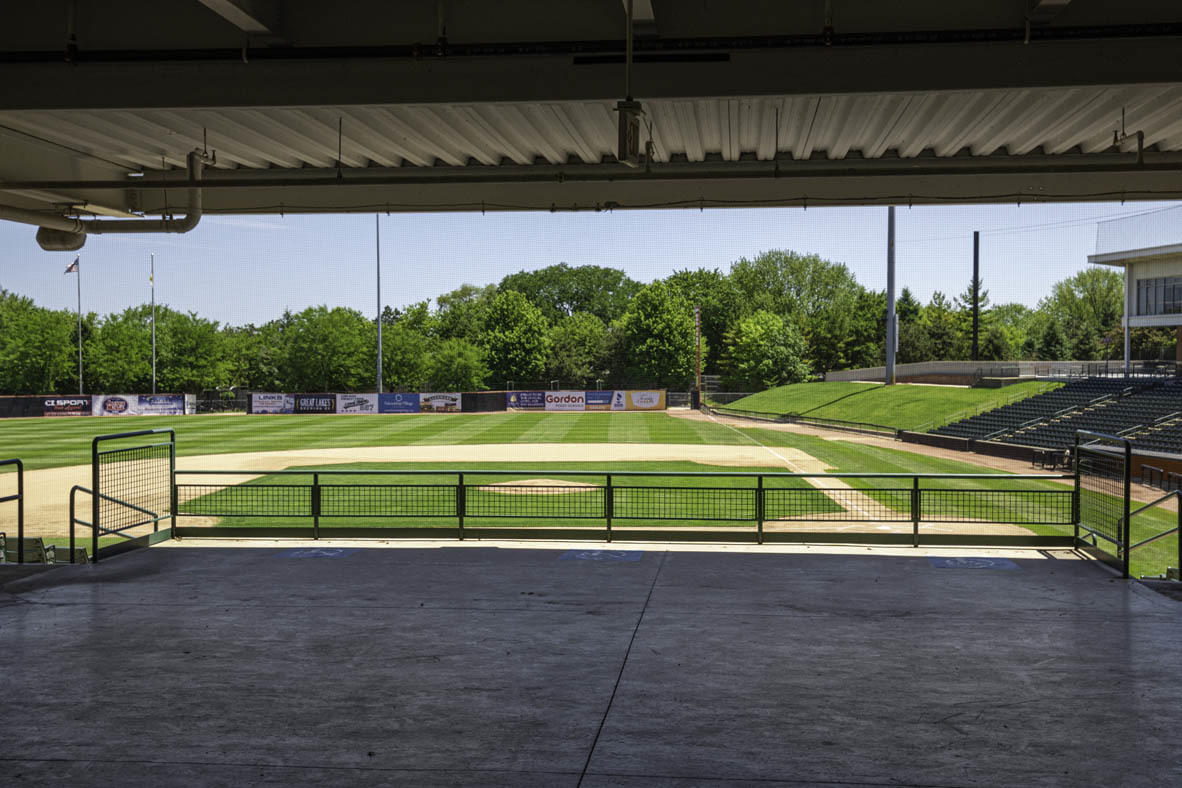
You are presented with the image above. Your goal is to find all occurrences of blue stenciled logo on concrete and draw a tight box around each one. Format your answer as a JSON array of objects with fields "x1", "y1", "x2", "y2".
[
  {"x1": 560, "y1": 550, "x2": 643, "y2": 561},
  {"x1": 928, "y1": 556, "x2": 1020, "y2": 570},
  {"x1": 279, "y1": 548, "x2": 359, "y2": 559}
]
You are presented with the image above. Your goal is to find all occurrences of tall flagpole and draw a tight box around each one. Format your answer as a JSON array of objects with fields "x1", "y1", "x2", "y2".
[
  {"x1": 76, "y1": 256, "x2": 83, "y2": 394},
  {"x1": 376, "y1": 214, "x2": 383, "y2": 393},
  {"x1": 151, "y1": 253, "x2": 157, "y2": 395}
]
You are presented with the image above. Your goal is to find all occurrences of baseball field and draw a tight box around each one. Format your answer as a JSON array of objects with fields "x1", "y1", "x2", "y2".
[{"x1": 0, "y1": 408, "x2": 1175, "y2": 577}]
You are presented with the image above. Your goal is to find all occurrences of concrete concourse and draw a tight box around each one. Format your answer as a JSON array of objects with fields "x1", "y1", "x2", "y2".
[{"x1": 1, "y1": 541, "x2": 1179, "y2": 787}]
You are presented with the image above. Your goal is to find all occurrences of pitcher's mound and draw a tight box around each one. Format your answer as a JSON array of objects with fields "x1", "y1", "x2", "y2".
[{"x1": 478, "y1": 478, "x2": 599, "y2": 494}]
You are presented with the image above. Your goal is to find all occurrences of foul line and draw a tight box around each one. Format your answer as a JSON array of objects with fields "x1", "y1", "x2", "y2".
[{"x1": 703, "y1": 411, "x2": 876, "y2": 519}]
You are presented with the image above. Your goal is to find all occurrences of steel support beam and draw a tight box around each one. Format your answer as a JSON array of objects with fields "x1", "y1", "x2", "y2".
[{"x1": 0, "y1": 35, "x2": 1179, "y2": 111}]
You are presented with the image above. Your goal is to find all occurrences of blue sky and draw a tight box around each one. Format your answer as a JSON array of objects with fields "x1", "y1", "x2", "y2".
[{"x1": 1, "y1": 200, "x2": 1179, "y2": 327}]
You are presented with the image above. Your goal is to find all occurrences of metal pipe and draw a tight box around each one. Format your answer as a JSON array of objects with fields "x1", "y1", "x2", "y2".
[
  {"x1": 0, "y1": 204, "x2": 83, "y2": 233},
  {"x1": 84, "y1": 150, "x2": 206, "y2": 235},
  {"x1": 625, "y1": 0, "x2": 634, "y2": 100}
]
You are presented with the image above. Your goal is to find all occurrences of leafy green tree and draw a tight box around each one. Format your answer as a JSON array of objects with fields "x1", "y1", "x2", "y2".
[
  {"x1": 380, "y1": 323, "x2": 430, "y2": 392},
  {"x1": 979, "y1": 324, "x2": 1014, "y2": 361},
  {"x1": 843, "y1": 289, "x2": 887, "y2": 370},
  {"x1": 896, "y1": 287, "x2": 923, "y2": 323},
  {"x1": 1044, "y1": 268, "x2": 1123, "y2": 342},
  {"x1": 663, "y1": 268, "x2": 742, "y2": 374},
  {"x1": 721, "y1": 310, "x2": 811, "y2": 390},
  {"x1": 0, "y1": 291, "x2": 79, "y2": 394},
  {"x1": 611, "y1": 281, "x2": 698, "y2": 387},
  {"x1": 480, "y1": 290, "x2": 551, "y2": 385},
  {"x1": 435, "y1": 284, "x2": 495, "y2": 341},
  {"x1": 920, "y1": 292, "x2": 958, "y2": 361},
  {"x1": 729, "y1": 250, "x2": 865, "y2": 372},
  {"x1": 424, "y1": 338, "x2": 488, "y2": 391},
  {"x1": 382, "y1": 300, "x2": 436, "y2": 336},
  {"x1": 546, "y1": 312, "x2": 609, "y2": 384},
  {"x1": 499, "y1": 263, "x2": 641, "y2": 325},
  {"x1": 86, "y1": 305, "x2": 153, "y2": 392},
  {"x1": 157, "y1": 308, "x2": 226, "y2": 392},
  {"x1": 284, "y1": 305, "x2": 375, "y2": 391},
  {"x1": 953, "y1": 278, "x2": 992, "y2": 359},
  {"x1": 1036, "y1": 318, "x2": 1068, "y2": 361}
]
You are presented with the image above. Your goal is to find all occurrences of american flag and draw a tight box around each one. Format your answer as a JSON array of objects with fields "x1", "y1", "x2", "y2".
[{"x1": 64, "y1": 256, "x2": 79, "y2": 274}]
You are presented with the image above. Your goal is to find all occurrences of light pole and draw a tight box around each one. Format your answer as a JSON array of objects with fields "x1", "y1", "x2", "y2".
[{"x1": 151, "y1": 253, "x2": 156, "y2": 395}]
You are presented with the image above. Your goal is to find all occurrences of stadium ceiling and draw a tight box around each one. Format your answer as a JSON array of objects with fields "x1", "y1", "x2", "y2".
[{"x1": 1, "y1": 0, "x2": 1182, "y2": 245}]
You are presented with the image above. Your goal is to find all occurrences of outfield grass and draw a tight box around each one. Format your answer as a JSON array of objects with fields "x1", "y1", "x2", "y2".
[
  {"x1": 179, "y1": 461, "x2": 834, "y2": 530},
  {"x1": 719, "y1": 380, "x2": 1060, "y2": 431},
  {"x1": 0, "y1": 412, "x2": 749, "y2": 471}
]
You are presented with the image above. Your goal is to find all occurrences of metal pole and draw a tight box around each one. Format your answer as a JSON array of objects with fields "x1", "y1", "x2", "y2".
[
  {"x1": 694, "y1": 304, "x2": 702, "y2": 392},
  {"x1": 1124, "y1": 266, "x2": 1132, "y2": 378},
  {"x1": 77, "y1": 256, "x2": 83, "y2": 395},
  {"x1": 1122, "y1": 441, "x2": 1131, "y2": 578},
  {"x1": 911, "y1": 476, "x2": 920, "y2": 547},
  {"x1": 605, "y1": 473, "x2": 613, "y2": 543},
  {"x1": 376, "y1": 214, "x2": 383, "y2": 393},
  {"x1": 885, "y1": 207, "x2": 897, "y2": 385},
  {"x1": 151, "y1": 253, "x2": 156, "y2": 395},
  {"x1": 971, "y1": 231, "x2": 979, "y2": 362}
]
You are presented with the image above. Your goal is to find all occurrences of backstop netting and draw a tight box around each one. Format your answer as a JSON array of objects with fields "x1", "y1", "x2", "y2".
[{"x1": 1075, "y1": 430, "x2": 1131, "y2": 574}]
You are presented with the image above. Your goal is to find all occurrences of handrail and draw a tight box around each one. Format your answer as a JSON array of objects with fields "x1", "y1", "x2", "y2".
[
  {"x1": 175, "y1": 468, "x2": 1074, "y2": 480},
  {"x1": 70, "y1": 484, "x2": 161, "y2": 563},
  {"x1": 1, "y1": 458, "x2": 24, "y2": 563},
  {"x1": 1125, "y1": 491, "x2": 1180, "y2": 575}
]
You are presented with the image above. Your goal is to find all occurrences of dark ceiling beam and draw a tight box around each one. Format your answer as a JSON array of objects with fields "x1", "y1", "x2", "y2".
[{"x1": 0, "y1": 35, "x2": 1179, "y2": 111}]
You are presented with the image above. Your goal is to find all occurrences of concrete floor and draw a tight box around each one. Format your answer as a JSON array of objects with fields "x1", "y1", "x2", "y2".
[{"x1": 2, "y1": 542, "x2": 1180, "y2": 787}]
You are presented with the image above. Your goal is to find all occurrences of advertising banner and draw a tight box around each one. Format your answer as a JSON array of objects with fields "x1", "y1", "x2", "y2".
[
  {"x1": 626, "y1": 390, "x2": 667, "y2": 411},
  {"x1": 251, "y1": 393, "x2": 294, "y2": 414},
  {"x1": 379, "y1": 393, "x2": 421, "y2": 413},
  {"x1": 545, "y1": 391, "x2": 586, "y2": 411},
  {"x1": 506, "y1": 391, "x2": 546, "y2": 410},
  {"x1": 42, "y1": 396, "x2": 92, "y2": 417},
  {"x1": 93, "y1": 394, "x2": 141, "y2": 416},
  {"x1": 420, "y1": 393, "x2": 462, "y2": 413},
  {"x1": 185, "y1": 394, "x2": 197, "y2": 415},
  {"x1": 138, "y1": 394, "x2": 187, "y2": 416},
  {"x1": 584, "y1": 390, "x2": 614, "y2": 411},
  {"x1": 610, "y1": 390, "x2": 628, "y2": 411},
  {"x1": 293, "y1": 394, "x2": 337, "y2": 414},
  {"x1": 336, "y1": 393, "x2": 378, "y2": 414}
]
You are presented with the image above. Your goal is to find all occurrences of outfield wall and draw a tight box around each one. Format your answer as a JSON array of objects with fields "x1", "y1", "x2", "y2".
[
  {"x1": 0, "y1": 394, "x2": 195, "y2": 418},
  {"x1": 246, "y1": 389, "x2": 668, "y2": 414}
]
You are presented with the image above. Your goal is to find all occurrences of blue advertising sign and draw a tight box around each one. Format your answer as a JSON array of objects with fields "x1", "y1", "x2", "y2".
[
  {"x1": 585, "y1": 390, "x2": 613, "y2": 410},
  {"x1": 138, "y1": 394, "x2": 186, "y2": 416},
  {"x1": 506, "y1": 390, "x2": 546, "y2": 410},
  {"x1": 379, "y1": 393, "x2": 420, "y2": 413}
]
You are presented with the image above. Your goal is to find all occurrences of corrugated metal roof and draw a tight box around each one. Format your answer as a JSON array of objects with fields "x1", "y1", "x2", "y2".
[{"x1": 1, "y1": 83, "x2": 1181, "y2": 173}]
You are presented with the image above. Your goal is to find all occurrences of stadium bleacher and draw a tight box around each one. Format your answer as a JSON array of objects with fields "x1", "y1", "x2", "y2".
[
  {"x1": 931, "y1": 378, "x2": 1139, "y2": 441},
  {"x1": 1009, "y1": 381, "x2": 1182, "y2": 451}
]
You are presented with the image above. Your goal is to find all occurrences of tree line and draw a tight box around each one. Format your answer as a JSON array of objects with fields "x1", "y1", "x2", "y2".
[{"x1": 0, "y1": 251, "x2": 1172, "y2": 396}]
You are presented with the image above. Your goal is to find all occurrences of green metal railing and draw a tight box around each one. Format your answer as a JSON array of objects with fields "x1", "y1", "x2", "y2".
[
  {"x1": 175, "y1": 468, "x2": 1076, "y2": 547},
  {"x1": 0, "y1": 458, "x2": 24, "y2": 563}
]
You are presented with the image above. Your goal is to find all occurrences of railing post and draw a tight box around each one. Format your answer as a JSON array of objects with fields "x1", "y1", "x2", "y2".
[
  {"x1": 312, "y1": 473, "x2": 320, "y2": 540},
  {"x1": 1073, "y1": 433, "x2": 1081, "y2": 545},
  {"x1": 1122, "y1": 441, "x2": 1132, "y2": 578},
  {"x1": 169, "y1": 436, "x2": 177, "y2": 536},
  {"x1": 457, "y1": 473, "x2": 465, "y2": 540},
  {"x1": 911, "y1": 476, "x2": 920, "y2": 548},
  {"x1": 92, "y1": 437, "x2": 100, "y2": 564},
  {"x1": 16, "y1": 459, "x2": 23, "y2": 564},
  {"x1": 69, "y1": 486, "x2": 75, "y2": 564},
  {"x1": 756, "y1": 475, "x2": 764, "y2": 544},
  {"x1": 605, "y1": 474, "x2": 613, "y2": 543}
]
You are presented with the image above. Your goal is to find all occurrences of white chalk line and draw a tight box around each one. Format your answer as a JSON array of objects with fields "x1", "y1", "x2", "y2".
[{"x1": 702, "y1": 411, "x2": 876, "y2": 518}]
